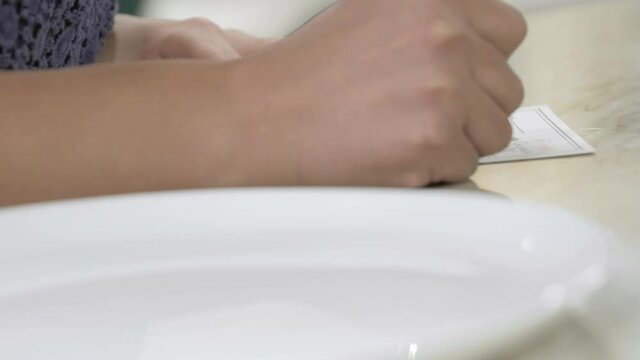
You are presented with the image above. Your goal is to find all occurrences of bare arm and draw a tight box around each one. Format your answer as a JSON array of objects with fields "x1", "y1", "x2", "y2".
[
  {"x1": 0, "y1": 0, "x2": 528, "y2": 206},
  {"x1": 1, "y1": 14, "x2": 285, "y2": 206},
  {"x1": 0, "y1": 61, "x2": 296, "y2": 206}
]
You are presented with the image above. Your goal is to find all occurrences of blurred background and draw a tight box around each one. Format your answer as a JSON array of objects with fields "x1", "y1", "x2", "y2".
[
  {"x1": 118, "y1": 0, "x2": 142, "y2": 15},
  {"x1": 119, "y1": 0, "x2": 596, "y2": 37}
]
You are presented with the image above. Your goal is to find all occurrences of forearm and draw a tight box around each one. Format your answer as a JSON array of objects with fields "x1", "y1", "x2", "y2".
[
  {"x1": 0, "y1": 61, "x2": 291, "y2": 206},
  {"x1": 0, "y1": 0, "x2": 527, "y2": 206}
]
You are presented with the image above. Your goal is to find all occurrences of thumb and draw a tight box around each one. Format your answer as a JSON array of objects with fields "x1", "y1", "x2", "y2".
[{"x1": 145, "y1": 30, "x2": 241, "y2": 62}]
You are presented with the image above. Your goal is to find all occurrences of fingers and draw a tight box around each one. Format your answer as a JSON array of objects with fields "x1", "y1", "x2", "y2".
[
  {"x1": 174, "y1": 20, "x2": 242, "y2": 61},
  {"x1": 178, "y1": 32, "x2": 241, "y2": 61},
  {"x1": 224, "y1": 29, "x2": 278, "y2": 56},
  {"x1": 464, "y1": 84, "x2": 513, "y2": 156},
  {"x1": 463, "y1": 0, "x2": 528, "y2": 56},
  {"x1": 430, "y1": 131, "x2": 480, "y2": 184},
  {"x1": 434, "y1": 1, "x2": 522, "y2": 157},
  {"x1": 143, "y1": 18, "x2": 244, "y2": 62},
  {"x1": 469, "y1": 34, "x2": 525, "y2": 114},
  {"x1": 144, "y1": 31, "x2": 241, "y2": 62},
  {"x1": 398, "y1": 123, "x2": 479, "y2": 187}
]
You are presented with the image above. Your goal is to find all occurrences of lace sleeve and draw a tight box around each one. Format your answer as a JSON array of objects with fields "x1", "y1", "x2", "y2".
[{"x1": 0, "y1": 0, "x2": 117, "y2": 70}]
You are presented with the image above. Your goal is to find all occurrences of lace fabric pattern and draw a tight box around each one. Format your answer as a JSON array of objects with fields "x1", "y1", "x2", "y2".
[{"x1": 0, "y1": 0, "x2": 117, "y2": 70}]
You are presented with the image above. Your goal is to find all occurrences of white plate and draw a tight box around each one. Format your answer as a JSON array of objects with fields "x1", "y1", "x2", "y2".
[{"x1": 0, "y1": 189, "x2": 612, "y2": 360}]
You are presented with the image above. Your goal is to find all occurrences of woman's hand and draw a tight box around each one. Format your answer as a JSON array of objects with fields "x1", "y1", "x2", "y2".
[
  {"x1": 0, "y1": 0, "x2": 527, "y2": 205},
  {"x1": 96, "y1": 0, "x2": 527, "y2": 190},
  {"x1": 231, "y1": 0, "x2": 528, "y2": 186},
  {"x1": 99, "y1": 15, "x2": 275, "y2": 63}
]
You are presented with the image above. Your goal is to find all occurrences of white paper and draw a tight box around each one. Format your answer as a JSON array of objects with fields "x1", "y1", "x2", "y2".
[{"x1": 480, "y1": 105, "x2": 595, "y2": 164}]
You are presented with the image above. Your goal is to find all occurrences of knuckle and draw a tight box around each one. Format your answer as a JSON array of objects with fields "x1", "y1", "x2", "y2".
[
  {"x1": 428, "y1": 21, "x2": 468, "y2": 51},
  {"x1": 497, "y1": 118, "x2": 514, "y2": 149},
  {"x1": 409, "y1": 123, "x2": 451, "y2": 151},
  {"x1": 500, "y1": 72, "x2": 525, "y2": 113},
  {"x1": 505, "y1": 9, "x2": 528, "y2": 47},
  {"x1": 423, "y1": 80, "x2": 462, "y2": 107},
  {"x1": 514, "y1": 11, "x2": 529, "y2": 42},
  {"x1": 508, "y1": 75, "x2": 526, "y2": 111},
  {"x1": 182, "y1": 17, "x2": 221, "y2": 32},
  {"x1": 487, "y1": 115, "x2": 513, "y2": 154}
]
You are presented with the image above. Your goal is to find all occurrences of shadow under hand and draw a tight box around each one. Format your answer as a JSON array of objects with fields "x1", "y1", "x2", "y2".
[{"x1": 427, "y1": 180, "x2": 511, "y2": 201}]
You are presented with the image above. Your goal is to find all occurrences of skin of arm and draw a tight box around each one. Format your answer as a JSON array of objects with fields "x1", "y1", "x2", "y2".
[
  {"x1": 0, "y1": 16, "x2": 281, "y2": 206},
  {"x1": 0, "y1": 60, "x2": 297, "y2": 205},
  {"x1": 0, "y1": 0, "x2": 528, "y2": 206}
]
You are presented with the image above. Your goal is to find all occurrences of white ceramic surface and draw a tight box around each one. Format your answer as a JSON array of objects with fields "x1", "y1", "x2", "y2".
[{"x1": 0, "y1": 189, "x2": 611, "y2": 360}]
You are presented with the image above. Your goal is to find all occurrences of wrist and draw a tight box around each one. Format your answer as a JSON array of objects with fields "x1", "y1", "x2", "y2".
[{"x1": 220, "y1": 57, "x2": 308, "y2": 186}]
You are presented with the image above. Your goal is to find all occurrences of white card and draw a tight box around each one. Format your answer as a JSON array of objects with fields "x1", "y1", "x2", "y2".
[{"x1": 480, "y1": 105, "x2": 595, "y2": 164}]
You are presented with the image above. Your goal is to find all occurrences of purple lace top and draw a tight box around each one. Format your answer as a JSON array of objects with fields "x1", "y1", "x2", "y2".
[{"x1": 0, "y1": 0, "x2": 117, "y2": 70}]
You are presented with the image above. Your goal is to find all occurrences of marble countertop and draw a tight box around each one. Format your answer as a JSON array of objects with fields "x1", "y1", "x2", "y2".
[
  {"x1": 472, "y1": 3, "x2": 640, "y2": 358},
  {"x1": 473, "y1": 0, "x2": 640, "y2": 245}
]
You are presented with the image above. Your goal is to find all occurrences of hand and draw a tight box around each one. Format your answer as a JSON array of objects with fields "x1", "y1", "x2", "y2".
[
  {"x1": 100, "y1": 15, "x2": 275, "y2": 63},
  {"x1": 234, "y1": 0, "x2": 527, "y2": 187}
]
